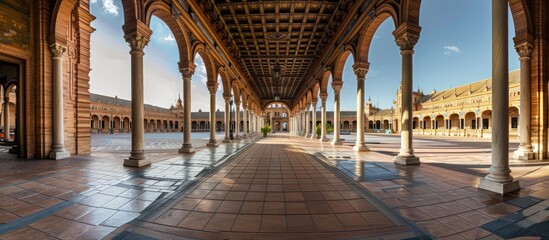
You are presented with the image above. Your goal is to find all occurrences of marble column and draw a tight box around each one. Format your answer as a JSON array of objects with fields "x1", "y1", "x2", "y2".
[
  {"x1": 394, "y1": 33, "x2": 420, "y2": 165},
  {"x1": 300, "y1": 111, "x2": 305, "y2": 136},
  {"x1": 235, "y1": 101, "x2": 241, "y2": 140},
  {"x1": 207, "y1": 83, "x2": 219, "y2": 147},
  {"x1": 513, "y1": 43, "x2": 534, "y2": 160},
  {"x1": 305, "y1": 105, "x2": 311, "y2": 138},
  {"x1": 179, "y1": 67, "x2": 195, "y2": 153},
  {"x1": 223, "y1": 96, "x2": 231, "y2": 143},
  {"x1": 310, "y1": 101, "x2": 318, "y2": 139},
  {"x1": 242, "y1": 106, "x2": 248, "y2": 139},
  {"x1": 123, "y1": 33, "x2": 150, "y2": 166},
  {"x1": 3, "y1": 97, "x2": 8, "y2": 142},
  {"x1": 331, "y1": 83, "x2": 343, "y2": 145},
  {"x1": 49, "y1": 43, "x2": 70, "y2": 160},
  {"x1": 479, "y1": 0, "x2": 520, "y2": 194},
  {"x1": 320, "y1": 93, "x2": 330, "y2": 142},
  {"x1": 353, "y1": 63, "x2": 369, "y2": 151}
]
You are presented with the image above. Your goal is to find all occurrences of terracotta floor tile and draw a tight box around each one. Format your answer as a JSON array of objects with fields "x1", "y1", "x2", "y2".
[
  {"x1": 75, "y1": 225, "x2": 116, "y2": 240},
  {"x1": 203, "y1": 190, "x2": 228, "y2": 200},
  {"x1": 240, "y1": 202, "x2": 264, "y2": 214},
  {"x1": 217, "y1": 201, "x2": 243, "y2": 214},
  {"x1": 347, "y1": 199, "x2": 376, "y2": 212},
  {"x1": 459, "y1": 228, "x2": 493, "y2": 240},
  {"x1": 286, "y1": 215, "x2": 315, "y2": 232},
  {"x1": 284, "y1": 192, "x2": 305, "y2": 202},
  {"x1": 399, "y1": 207, "x2": 432, "y2": 221},
  {"x1": 285, "y1": 202, "x2": 309, "y2": 215},
  {"x1": 193, "y1": 199, "x2": 222, "y2": 213},
  {"x1": 416, "y1": 220, "x2": 457, "y2": 238},
  {"x1": 265, "y1": 192, "x2": 285, "y2": 201},
  {"x1": 336, "y1": 212, "x2": 370, "y2": 231},
  {"x1": 321, "y1": 191, "x2": 344, "y2": 201},
  {"x1": 266, "y1": 185, "x2": 284, "y2": 192},
  {"x1": 204, "y1": 213, "x2": 237, "y2": 231},
  {"x1": 360, "y1": 211, "x2": 396, "y2": 227},
  {"x1": 232, "y1": 214, "x2": 261, "y2": 232},
  {"x1": 177, "y1": 211, "x2": 213, "y2": 230},
  {"x1": 172, "y1": 198, "x2": 202, "y2": 211},
  {"x1": 437, "y1": 201, "x2": 473, "y2": 214},
  {"x1": 263, "y1": 201, "x2": 286, "y2": 214},
  {"x1": 225, "y1": 191, "x2": 247, "y2": 201},
  {"x1": 306, "y1": 201, "x2": 333, "y2": 214},
  {"x1": 417, "y1": 204, "x2": 454, "y2": 218},
  {"x1": 0, "y1": 226, "x2": 50, "y2": 240},
  {"x1": 458, "y1": 210, "x2": 495, "y2": 226},
  {"x1": 260, "y1": 215, "x2": 286, "y2": 232},
  {"x1": 311, "y1": 214, "x2": 344, "y2": 232},
  {"x1": 55, "y1": 204, "x2": 96, "y2": 220},
  {"x1": 0, "y1": 209, "x2": 19, "y2": 223},
  {"x1": 30, "y1": 215, "x2": 92, "y2": 239},
  {"x1": 245, "y1": 192, "x2": 266, "y2": 201},
  {"x1": 327, "y1": 200, "x2": 355, "y2": 213},
  {"x1": 154, "y1": 209, "x2": 190, "y2": 226},
  {"x1": 437, "y1": 215, "x2": 476, "y2": 233}
]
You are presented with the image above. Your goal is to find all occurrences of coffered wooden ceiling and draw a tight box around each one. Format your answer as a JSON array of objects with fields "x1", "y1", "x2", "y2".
[{"x1": 206, "y1": 0, "x2": 352, "y2": 101}]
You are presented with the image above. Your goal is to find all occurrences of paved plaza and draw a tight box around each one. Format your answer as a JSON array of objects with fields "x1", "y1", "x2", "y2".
[{"x1": 0, "y1": 133, "x2": 547, "y2": 239}]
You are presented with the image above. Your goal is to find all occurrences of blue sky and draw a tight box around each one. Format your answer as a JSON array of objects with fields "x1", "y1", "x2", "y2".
[{"x1": 90, "y1": 0, "x2": 519, "y2": 112}]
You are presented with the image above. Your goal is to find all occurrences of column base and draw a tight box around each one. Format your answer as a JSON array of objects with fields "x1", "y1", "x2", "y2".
[
  {"x1": 207, "y1": 140, "x2": 219, "y2": 147},
  {"x1": 241, "y1": 134, "x2": 248, "y2": 139},
  {"x1": 353, "y1": 144, "x2": 369, "y2": 152},
  {"x1": 331, "y1": 139, "x2": 343, "y2": 145},
  {"x1": 478, "y1": 178, "x2": 520, "y2": 194},
  {"x1": 394, "y1": 155, "x2": 420, "y2": 165},
  {"x1": 320, "y1": 137, "x2": 330, "y2": 143},
  {"x1": 179, "y1": 144, "x2": 195, "y2": 153},
  {"x1": 235, "y1": 136, "x2": 242, "y2": 140},
  {"x1": 305, "y1": 133, "x2": 311, "y2": 138},
  {"x1": 222, "y1": 137, "x2": 231, "y2": 143},
  {"x1": 123, "y1": 158, "x2": 151, "y2": 167},
  {"x1": 513, "y1": 149, "x2": 535, "y2": 160},
  {"x1": 49, "y1": 149, "x2": 70, "y2": 160},
  {"x1": 310, "y1": 135, "x2": 317, "y2": 140}
]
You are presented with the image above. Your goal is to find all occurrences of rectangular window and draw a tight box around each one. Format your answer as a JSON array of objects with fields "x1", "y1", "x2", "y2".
[
  {"x1": 511, "y1": 117, "x2": 518, "y2": 128},
  {"x1": 460, "y1": 119, "x2": 464, "y2": 129},
  {"x1": 483, "y1": 119, "x2": 489, "y2": 129},
  {"x1": 472, "y1": 119, "x2": 476, "y2": 129}
]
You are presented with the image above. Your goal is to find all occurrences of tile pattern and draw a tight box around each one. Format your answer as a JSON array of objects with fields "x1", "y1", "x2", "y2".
[
  {"x1": 0, "y1": 138, "x2": 255, "y2": 239},
  {"x1": 113, "y1": 135, "x2": 419, "y2": 239}
]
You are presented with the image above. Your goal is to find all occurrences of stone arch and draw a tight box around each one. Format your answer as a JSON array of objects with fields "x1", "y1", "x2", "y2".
[
  {"x1": 311, "y1": 82, "x2": 320, "y2": 103},
  {"x1": 194, "y1": 43, "x2": 217, "y2": 86},
  {"x1": 262, "y1": 101, "x2": 290, "y2": 111},
  {"x1": 332, "y1": 46, "x2": 355, "y2": 87},
  {"x1": 306, "y1": 89, "x2": 313, "y2": 105},
  {"x1": 319, "y1": 68, "x2": 333, "y2": 94},
  {"x1": 356, "y1": 3, "x2": 399, "y2": 63},
  {"x1": 145, "y1": 1, "x2": 192, "y2": 66},
  {"x1": 217, "y1": 67, "x2": 232, "y2": 96}
]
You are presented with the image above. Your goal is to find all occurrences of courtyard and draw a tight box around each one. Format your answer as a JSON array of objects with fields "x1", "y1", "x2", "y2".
[{"x1": 0, "y1": 133, "x2": 547, "y2": 239}]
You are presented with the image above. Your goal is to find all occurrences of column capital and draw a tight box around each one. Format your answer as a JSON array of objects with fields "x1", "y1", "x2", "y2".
[
  {"x1": 49, "y1": 43, "x2": 67, "y2": 58},
  {"x1": 353, "y1": 62, "x2": 369, "y2": 80},
  {"x1": 207, "y1": 82, "x2": 219, "y2": 93},
  {"x1": 223, "y1": 96, "x2": 231, "y2": 102},
  {"x1": 320, "y1": 92, "x2": 328, "y2": 101},
  {"x1": 515, "y1": 42, "x2": 533, "y2": 59},
  {"x1": 395, "y1": 32, "x2": 419, "y2": 53},
  {"x1": 124, "y1": 32, "x2": 150, "y2": 52},
  {"x1": 180, "y1": 65, "x2": 196, "y2": 79},
  {"x1": 332, "y1": 82, "x2": 343, "y2": 93}
]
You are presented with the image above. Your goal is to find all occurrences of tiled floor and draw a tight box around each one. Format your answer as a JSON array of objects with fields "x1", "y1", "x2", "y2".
[
  {"x1": 110, "y1": 136, "x2": 420, "y2": 239},
  {"x1": 0, "y1": 133, "x2": 548, "y2": 239}
]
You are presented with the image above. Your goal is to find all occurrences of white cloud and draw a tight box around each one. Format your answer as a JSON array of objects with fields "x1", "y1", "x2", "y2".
[
  {"x1": 90, "y1": 0, "x2": 98, "y2": 4},
  {"x1": 164, "y1": 34, "x2": 175, "y2": 42},
  {"x1": 443, "y1": 45, "x2": 460, "y2": 55},
  {"x1": 102, "y1": 0, "x2": 119, "y2": 16}
]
